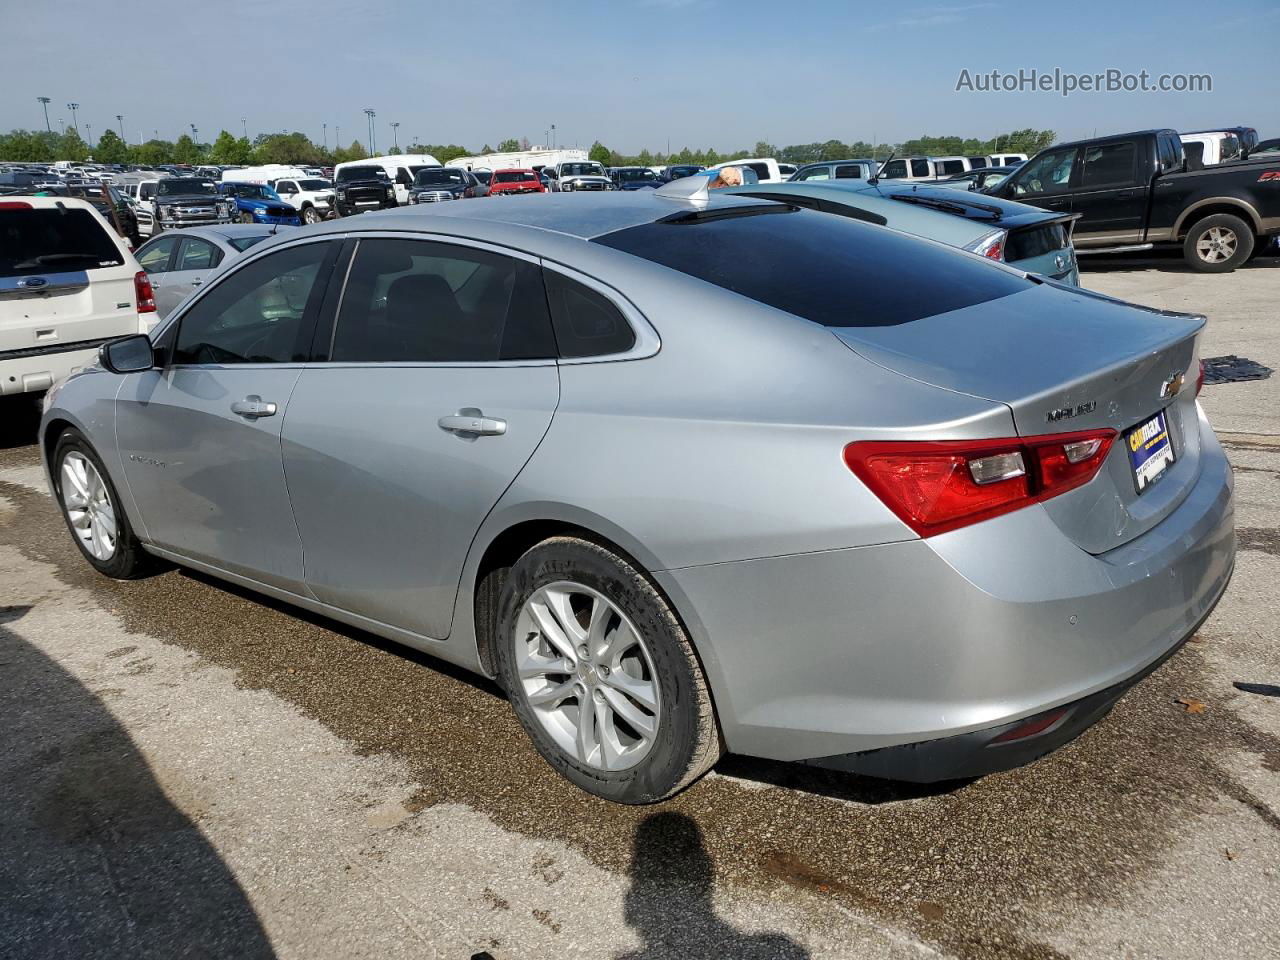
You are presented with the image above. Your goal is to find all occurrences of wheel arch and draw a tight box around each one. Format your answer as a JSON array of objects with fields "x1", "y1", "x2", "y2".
[
  {"x1": 1173, "y1": 198, "x2": 1263, "y2": 240},
  {"x1": 458, "y1": 506, "x2": 724, "y2": 728}
]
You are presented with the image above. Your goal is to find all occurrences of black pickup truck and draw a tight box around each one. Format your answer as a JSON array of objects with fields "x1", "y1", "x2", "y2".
[{"x1": 986, "y1": 128, "x2": 1280, "y2": 272}]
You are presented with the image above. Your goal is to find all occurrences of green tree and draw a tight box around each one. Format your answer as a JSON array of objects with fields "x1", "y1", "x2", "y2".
[
  {"x1": 408, "y1": 143, "x2": 472, "y2": 164},
  {"x1": 208, "y1": 129, "x2": 252, "y2": 164},
  {"x1": 60, "y1": 128, "x2": 90, "y2": 162},
  {"x1": 331, "y1": 140, "x2": 366, "y2": 164},
  {"x1": 0, "y1": 130, "x2": 53, "y2": 162},
  {"x1": 637, "y1": 148, "x2": 653, "y2": 166},
  {"x1": 253, "y1": 132, "x2": 321, "y2": 165},
  {"x1": 172, "y1": 134, "x2": 202, "y2": 164},
  {"x1": 588, "y1": 140, "x2": 611, "y2": 164},
  {"x1": 388, "y1": 145, "x2": 402, "y2": 155},
  {"x1": 496, "y1": 138, "x2": 520, "y2": 152},
  {"x1": 93, "y1": 129, "x2": 128, "y2": 164},
  {"x1": 753, "y1": 140, "x2": 776, "y2": 158},
  {"x1": 131, "y1": 139, "x2": 174, "y2": 165}
]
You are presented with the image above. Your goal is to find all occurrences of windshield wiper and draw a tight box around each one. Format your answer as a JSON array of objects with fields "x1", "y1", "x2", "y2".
[
  {"x1": 890, "y1": 193, "x2": 1002, "y2": 221},
  {"x1": 659, "y1": 203, "x2": 798, "y2": 225},
  {"x1": 11, "y1": 253, "x2": 110, "y2": 269}
]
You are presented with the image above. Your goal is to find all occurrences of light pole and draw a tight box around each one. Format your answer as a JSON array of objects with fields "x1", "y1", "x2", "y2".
[
  {"x1": 364, "y1": 108, "x2": 376, "y2": 155},
  {"x1": 58, "y1": 118, "x2": 65, "y2": 135},
  {"x1": 191, "y1": 123, "x2": 199, "y2": 144},
  {"x1": 116, "y1": 114, "x2": 125, "y2": 139},
  {"x1": 37, "y1": 97, "x2": 51, "y2": 132},
  {"x1": 322, "y1": 122, "x2": 327, "y2": 151},
  {"x1": 85, "y1": 123, "x2": 92, "y2": 148},
  {"x1": 391, "y1": 121, "x2": 399, "y2": 151},
  {"x1": 551, "y1": 123, "x2": 556, "y2": 149},
  {"x1": 241, "y1": 117, "x2": 247, "y2": 139},
  {"x1": 67, "y1": 102, "x2": 80, "y2": 132}
]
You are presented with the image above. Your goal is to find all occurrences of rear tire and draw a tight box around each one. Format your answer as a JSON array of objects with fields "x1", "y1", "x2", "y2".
[
  {"x1": 52, "y1": 429, "x2": 156, "y2": 580},
  {"x1": 494, "y1": 537, "x2": 721, "y2": 803},
  {"x1": 1183, "y1": 213, "x2": 1254, "y2": 272}
]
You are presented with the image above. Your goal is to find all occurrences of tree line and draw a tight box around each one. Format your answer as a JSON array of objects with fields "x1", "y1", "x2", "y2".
[{"x1": 0, "y1": 126, "x2": 1057, "y2": 167}]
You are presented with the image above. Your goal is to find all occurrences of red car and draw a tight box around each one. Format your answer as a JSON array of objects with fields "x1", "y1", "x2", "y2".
[{"x1": 487, "y1": 168, "x2": 545, "y2": 196}]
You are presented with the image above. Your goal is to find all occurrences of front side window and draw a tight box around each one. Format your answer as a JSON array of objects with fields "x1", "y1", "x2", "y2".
[
  {"x1": 136, "y1": 236, "x2": 178, "y2": 274},
  {"x1": 834, "y1": 164, "x2": 864, "y2": 179},
  {"x1": 1079, "y1": 141, "x2": 1137, "y2": 189},
  {"x1": 880, "y1": 159, "x2": 907, "y2": 179},
  {"x1": 330, "y1": 238, "x2": 555, "y2": 363},
  {"x1": 173, "y1": 241, "x2": 331, "y2": 365},
  {"x1": 798, "y1": 166, "x2": 831, "y2": 181},
  {"x1": 1011, "y1": 148, "x2": 1077, "y2": 196}
]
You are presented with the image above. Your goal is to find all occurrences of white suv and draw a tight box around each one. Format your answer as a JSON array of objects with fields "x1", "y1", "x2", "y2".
[{"x1": 1, "y1": 197, "x2": 154, "y2": 399}]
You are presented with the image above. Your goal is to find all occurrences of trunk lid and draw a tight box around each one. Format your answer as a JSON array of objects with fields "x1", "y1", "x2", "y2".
[{"x1": 830, "y1": 282, "x2": 1205, "y2": 553}]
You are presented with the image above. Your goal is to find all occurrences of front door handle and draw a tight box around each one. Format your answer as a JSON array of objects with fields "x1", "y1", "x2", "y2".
[
  {"x1": 438, "y1": 408, "x2": 506, "y2": 437},
  {"x1": 190, "y1": 278, "x2": 202, "y2": 287},
  {"x1": 230, "y1": 395, "x2": 277, "y2": 419}
]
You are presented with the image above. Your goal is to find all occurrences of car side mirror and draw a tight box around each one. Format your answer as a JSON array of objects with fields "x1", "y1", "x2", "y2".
[{"x1": 100, "y1": 334, "x2": 155, "y2": 374}]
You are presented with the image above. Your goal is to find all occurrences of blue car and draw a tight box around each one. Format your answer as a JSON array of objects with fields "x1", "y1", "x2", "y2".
[{"x1": 217, "y1": 182, "x2": 303, "y2": 226}]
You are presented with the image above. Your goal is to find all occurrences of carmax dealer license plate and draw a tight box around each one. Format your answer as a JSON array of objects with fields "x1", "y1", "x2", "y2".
[{"x1": 1128, "y1": 410, "x2": 1175, "y2": 492}]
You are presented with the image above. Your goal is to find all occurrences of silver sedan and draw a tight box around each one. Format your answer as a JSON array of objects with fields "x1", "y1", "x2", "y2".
[
  {"x1": 133, "y1": 223, "x2": 289, "y2": 319},
  {"x1": 40, "y1": 184, "x2": 1235, "y2": 803}
]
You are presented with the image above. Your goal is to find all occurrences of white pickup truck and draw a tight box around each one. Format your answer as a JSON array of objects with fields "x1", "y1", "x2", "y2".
[{"x1": 221, "y1": 166, "x2": 335, "y2": 223}]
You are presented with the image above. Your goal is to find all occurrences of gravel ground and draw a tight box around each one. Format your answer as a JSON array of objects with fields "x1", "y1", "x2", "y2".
[{"x1": 1, "y1": 252, "x2": 1276, "y2": 960}]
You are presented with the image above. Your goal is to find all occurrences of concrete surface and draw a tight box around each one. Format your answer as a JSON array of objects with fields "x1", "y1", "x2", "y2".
[{"x1": 0, "y1": 252, "x2": 1276, "y2": 959}]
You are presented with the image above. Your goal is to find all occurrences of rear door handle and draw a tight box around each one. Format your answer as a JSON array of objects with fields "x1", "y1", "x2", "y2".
[
  {"x1": 230, "y1": 395, "x2": 277, "y2": 419},
  {"x1": 190, "y1": 278, "x2": 202, "y2": 287},
  {"x1": 438, "y1": 409, "x2": 507, "y2": 437}
]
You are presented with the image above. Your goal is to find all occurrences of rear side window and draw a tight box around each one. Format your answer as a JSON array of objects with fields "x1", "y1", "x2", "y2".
[
  {"x1": 330, "y1": 238, "x2": 555, "y2": 363},
  {"x1": 0, "y1": 207, "x2": 123, "y2": 278},
  {"x1": 594, "y1": 207, "x2": 1029, "y2": 328},
  {"x1": 544, "y1": 272, "x2": 636, "y2": 358},
  {"x1": 1080, "y1": 141, "x2": 1137, "y2": 188},
  {"x1": 910, "y1": 159, "x2": 931, "y2": 177},
  {"x1": 834, "y1": 164, "x2": 864, "y2": 179},
  {"x1": 937, "y1": 160, "x2": 964, "y2": 175}
]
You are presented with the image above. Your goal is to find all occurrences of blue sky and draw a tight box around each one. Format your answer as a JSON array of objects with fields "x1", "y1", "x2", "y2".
[{"x1": 6, "y1": 0, "x2": 1277, "y2": 152}]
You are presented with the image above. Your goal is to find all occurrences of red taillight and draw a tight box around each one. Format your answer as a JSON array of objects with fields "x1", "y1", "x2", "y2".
[
  {"x1": 134, "y1": 271, "x2": 156, "y2": 314},
  {"x1": 0, "y1": 200, "x2": 34, "y2": 209},
  {"x1": 989, "y1": 707, "x2": 1068, "y2": 745},
  {"x1": 1196, "y1": 359, "x2": 1205, "y2": 396},
  {"x1": 844, "y1": 429, "x2": 1117, "y2": 537},
  {"x1": 983, "y1": 239, "x2": 1004, "y2": 260}
]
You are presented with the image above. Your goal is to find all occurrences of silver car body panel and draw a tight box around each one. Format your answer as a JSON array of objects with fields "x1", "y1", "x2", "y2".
[{"x1": 40, "y1": 193, "x2": 1235, "y2": 766}]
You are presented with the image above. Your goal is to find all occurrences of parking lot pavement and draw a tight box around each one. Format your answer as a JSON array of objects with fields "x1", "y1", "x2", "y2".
[{"x1": 1, "y1": 256, "x2": 1278, "y2": 960}]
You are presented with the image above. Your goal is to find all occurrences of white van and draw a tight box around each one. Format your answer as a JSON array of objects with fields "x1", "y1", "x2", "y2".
[
  {"x1": 1, "y1": 197, "x2": 152, "y2": 399},
  {"x1": 335, "y1": 154, "x2": 441, "y2": 204},
  {"x1": 988, "y1": 153, "x2": 1028, "y2": 167}
]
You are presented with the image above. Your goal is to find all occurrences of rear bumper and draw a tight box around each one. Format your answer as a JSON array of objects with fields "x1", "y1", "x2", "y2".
[
  {"x1": 655, "y1": 408, "x2": 1235, "y2": 768},
  {"x1": 0, "y1": 344, "x2": 104, "y2": 396},
  {"x1": 805, "y1": 558, "x2": 1231, "y2": 782}
]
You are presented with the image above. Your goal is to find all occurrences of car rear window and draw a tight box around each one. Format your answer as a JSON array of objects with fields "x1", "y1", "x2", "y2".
[
  {"x1": 593, "y1": 207, "x2": 1029, "y2": 327},
  {"x1": 1, "y1": 207, "x2": 124, "y2": 278},
  {"x1": 229, "y1": 235, "x2": 269, "y2": 252}
]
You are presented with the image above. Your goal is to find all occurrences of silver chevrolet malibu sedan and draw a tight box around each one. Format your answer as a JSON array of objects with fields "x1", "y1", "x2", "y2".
[{"x1": 40, "y1": 184, "x2": 1235, "y2": 803}]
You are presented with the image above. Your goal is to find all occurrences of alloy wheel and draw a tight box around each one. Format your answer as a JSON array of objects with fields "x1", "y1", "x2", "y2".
[
  {"x1": 60, "y1": 452, "x2": 117, "y2": 561},
  {"x1": 514, "y1": 581, "x2": 661, "y2": 772},
  {"x1": 1196, "y1": 226, "x2": 1237, "y2": 264}
]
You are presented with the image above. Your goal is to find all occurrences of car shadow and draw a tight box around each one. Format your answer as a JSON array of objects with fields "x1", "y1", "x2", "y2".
[
  {"x1": 616, "y1": 811, "x2": 810, "y2": 959},
  {"x1": 713, "y1": 754, "x2": 971, "y2": 805},
  {"x1": 0, "y1": 396, "x2": 42, "y2": 450},
  {"x1": 0, "y1": 606, "x2": 276, "y2": 960},
  {"x1": 1079, "y1": 248, "x2": 1280, "y2": 274}
]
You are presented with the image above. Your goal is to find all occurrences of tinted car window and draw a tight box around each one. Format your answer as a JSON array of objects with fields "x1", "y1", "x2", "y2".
[
  {"x1": 910, "y1": 159, "x2": 931, "y2": 177},
  {"x1": 230, "y1": 235, "x2": 269, "y2": 252},
  {"x1": 594, "y1": 207, "x2": 1028, "y2": 328},
  {"x1": 136, "y1": 235, "x2": 178, "y2": 274},
  {"x1": 834, "y1": 164, "x2": 864, "y2": 179},
  {"x1": 330, "y1": 238, "x2": 555, "y2": 363},
  {"x1": 880, "y1": 159, "x2": 907, "y2": 178},
  {"x1": 174, "y1": 241, "x2": 330, "y2": 365},
  {"x1": 1080, "y1": 141, "x2": 1137, "y2": 188},
  {"x1": 0, "y1": 207, "x2": 124, "y2": 278},
  {"x1": 937, "y1": 160, "x2": 964, "y2": 175},
  {"x1": 543, "y1": 272, "x2": 636, "y2": 358},
  {"x1": 336, "y1": 166, "x2": 387, "y2": 182}
]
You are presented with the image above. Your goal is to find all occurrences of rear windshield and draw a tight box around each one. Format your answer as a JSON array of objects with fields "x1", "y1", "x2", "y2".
[
  {"x1": 1, "y1": 207, "x2": 124, "y2": 278},
  {"x1": 229, "y1": 235, "x2": 270, "y2": 252},
  {"x1": 336, "y1": 166, "x2": 388, "y2": 182},
  {"x1": 494, "y1": 171, "x2": 535, "y2": 183},
  {"x1": 594, "y1": 207, "x2": 1029, "y2": 327},
  {"x1": 614, "y1": 168, "x2": 654, "y2": 182}
]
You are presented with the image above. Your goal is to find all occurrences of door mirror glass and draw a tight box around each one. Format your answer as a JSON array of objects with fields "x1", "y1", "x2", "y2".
[{"x1": 100, "y1": 334, "x2": 155, "y2": 374}]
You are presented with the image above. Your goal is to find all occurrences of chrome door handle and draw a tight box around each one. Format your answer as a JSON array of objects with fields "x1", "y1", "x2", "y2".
[
  {"x1": 190, "y1": 278, "x2": 202, "y2": 287},
  {"x1": 438, "y1": 409, "x2": 506, "y2": 437},
  {"x1": 230, "y1": 395, "x2": 277, "y2": 419}
]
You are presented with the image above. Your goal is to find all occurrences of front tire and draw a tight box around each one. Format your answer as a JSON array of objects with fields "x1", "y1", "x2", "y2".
[
  {"x1": 52, "y1": 430, "x2": 155, "y2": 579},
  {"x1": 1183, "y1": 213, "x2": 1254, "y2": 272},
  {"x1": 494, "y1": 537, "x2": 721, "y2": 803},
  {"x1": 302, "y1": 205, "x2": 322, "y2": 225},
  {"x1": 239, "y1": 211, "x2": 255, "y2": 224}
]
